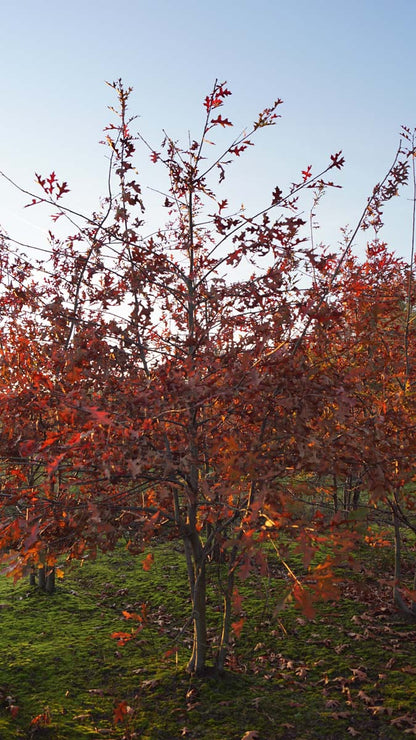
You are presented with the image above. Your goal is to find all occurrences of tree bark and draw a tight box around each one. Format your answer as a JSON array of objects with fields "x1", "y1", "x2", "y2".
[
  {"x1": 38, "y1": 565, "x2": 46, "y2": 590},
  {"x1": 187, "y1": 558, "x2": 207, "y2": 674},
  {"x1": 37, "y1": 564, "x2": 55, "y2": 593},
  {"x1": 392, "y1": 503, "x2": 415, "y2": 618},
  {"x1": 45, "y1": 567, "x2": 55, "y2": 594},
  {"x1": 215, "y1": 566, "x2": 235, "y2": 673}
]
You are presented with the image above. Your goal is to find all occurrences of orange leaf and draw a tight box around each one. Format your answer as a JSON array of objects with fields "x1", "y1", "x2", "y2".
[
  {"x1": 142, "y1": 552, "x2": 154, "y2": 571},
  {"x1": 122, "y1": 610, "x2": 142, "y2": 622},
  {"x1": 232, "y1": 618, "x2": 245, "y2": 638},
  {"x1": 111, "y1": 631, "x2": 133, "y2": 646}
]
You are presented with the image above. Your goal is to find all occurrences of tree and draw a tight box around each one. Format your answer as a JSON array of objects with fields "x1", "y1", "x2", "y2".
[
  {"x1": 0, "y1": 81, "x2": 412, "y2": 673},
  {"x1": 310, "y1": 238, "x2": 416, "y2": 614}
]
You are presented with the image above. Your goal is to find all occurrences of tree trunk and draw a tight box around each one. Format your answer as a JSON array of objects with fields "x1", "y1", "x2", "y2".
[
  {"x1": 215, "y1": 567, "x2": 235, "y2": 673},
  {"x1": 392, "y1": 504, "x2": 415, "y2": 618},
  {"x1": 37, "y1": 564, "x2": 55, "y2": 593},
  {"x1": 38, "y1": 565, "x2": 46, "y2": 590},
  {"x1": 45, "y1": 567, "x2": 55, "y2": 594},
  {"x1": 187, "y1": 559, "x2": 207, "y2": 674},
  {"x1": 332, "y1": 475, "x2": 338, "y2": 513}
]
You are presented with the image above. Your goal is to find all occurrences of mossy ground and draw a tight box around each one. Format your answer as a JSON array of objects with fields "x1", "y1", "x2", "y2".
[{"x1": 0, "y1": 536, "x2": 416, "y2": 739}]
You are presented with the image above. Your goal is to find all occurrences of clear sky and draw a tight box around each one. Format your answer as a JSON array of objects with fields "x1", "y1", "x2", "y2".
[{"x1": 1, "y1": 0, "x2": 416, "y2": 263}]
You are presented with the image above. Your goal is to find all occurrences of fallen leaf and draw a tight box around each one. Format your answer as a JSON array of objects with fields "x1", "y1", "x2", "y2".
[
  {"x1": 325, "y1": 699, "x2": 340, "y2": 709},
  {"x1": 357, "y1": 690, "x2": 373, "y2": 705},
  {"x1": 186, "y1": 688, "x2": 198, "y2": 702},
  {"x1": 241, "y1": 732, "x2": 260, "y2": 740},
  {"x1": 391, "y1": 714, "x2": 415, "y2": 727},
  {"x1": 113, "y1": 701, "x2": 129, "y2": 724},
  {"x1": 368, "y1": 705, "x2": 387, "y2": 716},
  {"x1": 351, "y1": 667, "x2": 368, "y2": 681},
  {"x1": 347, "y1": 727, "x2": 360, "y2": 736},
  {"x1": 142, "y1": 552, "x2": 154, "y2": 571},
  {"x1": 334, "y1": 643, "x2": 349, "y2": 654},
  {"x1": 141, "y1": 679, "x2": 160, "y2": 690}
]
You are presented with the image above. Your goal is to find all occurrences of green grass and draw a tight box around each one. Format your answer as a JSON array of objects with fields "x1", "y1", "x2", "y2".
[{"x1": 0, "y1": 537, "x2": 416, "y2": 739}]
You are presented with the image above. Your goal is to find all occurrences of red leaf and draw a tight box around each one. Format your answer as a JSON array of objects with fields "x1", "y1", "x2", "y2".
[
  {"x1": 113, "y1": 700, "x2": 128, "y2": 724},
  {"x1": 86, "y1": 406, "x2": 112, "y2": 425},
  {"x1": 293, "y1": 583, "x2": 316, "y2": 619},
  {"x1": 211, "y1": 115, "x2": 233, "y2": 128},
  {"x1": 330, "y1": 151, "x2": 345, "y2": 169},
  {"x1": 56, "y1": 181, "x2": 70, "y2": 199},
  {"x1": 30, "y1": 709, "x2": 51, "y2": 727},
  {"x1": 302, "y1": 165, "x2": 312, "y2": 182},
  {"x1": 47, "y1": 452, "x2": 66, "y2": 475}
]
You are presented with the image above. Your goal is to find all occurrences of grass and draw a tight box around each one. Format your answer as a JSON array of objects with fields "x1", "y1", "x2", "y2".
[{"x1": 0, "y1": 534, "x2": 416, "y2": 739}]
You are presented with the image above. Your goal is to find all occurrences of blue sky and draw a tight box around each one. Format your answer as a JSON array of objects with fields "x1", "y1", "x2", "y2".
[{"x1": 1, "y1": 0, "x2": 416, "y2": 263}]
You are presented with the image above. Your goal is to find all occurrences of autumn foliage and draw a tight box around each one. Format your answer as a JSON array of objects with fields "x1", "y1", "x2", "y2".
[{"x1": 0, "y1": 80, "x2": 415, "y2": 673}]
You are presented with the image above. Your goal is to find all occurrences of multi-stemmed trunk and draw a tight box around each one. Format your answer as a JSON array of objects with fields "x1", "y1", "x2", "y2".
[{"x1": 184, "y1": 528, "x2": 208, "y2": 674}]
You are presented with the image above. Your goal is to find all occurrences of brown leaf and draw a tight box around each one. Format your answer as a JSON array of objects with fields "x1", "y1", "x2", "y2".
[
  {"x1": 351, "y1": 667, "x2": 368, "y2": 681},
  {"x1": 368, "y1": 705, "x2": 387, "y2": 716},
  {"x1": 334, "y1": 643, "x2": 348, "y2": 654},
  {"x1": 347, "y1": 728, "x2": 360, "y2": 736},
  {"x1": 390, "y1": 714, "x2": 415, "y2": 728},
  {"x1": 241, "y1": 732, "x2": 260, "y2": 740},
  {"x1": 186, "y1": 688, "x2": 198, "y2": 702},
  {"x1": 325, "y1": 699, "x2": 340, "y2": 709},
  {"x1": 141, "y1": 679, "x2": 160, "y2": 690},
  {"x1": 402, "y1": 666, "x2": 416, "y2": 675},
  {"x1": 357, "y1": 690, "x2": 373, "y2": 705}
]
